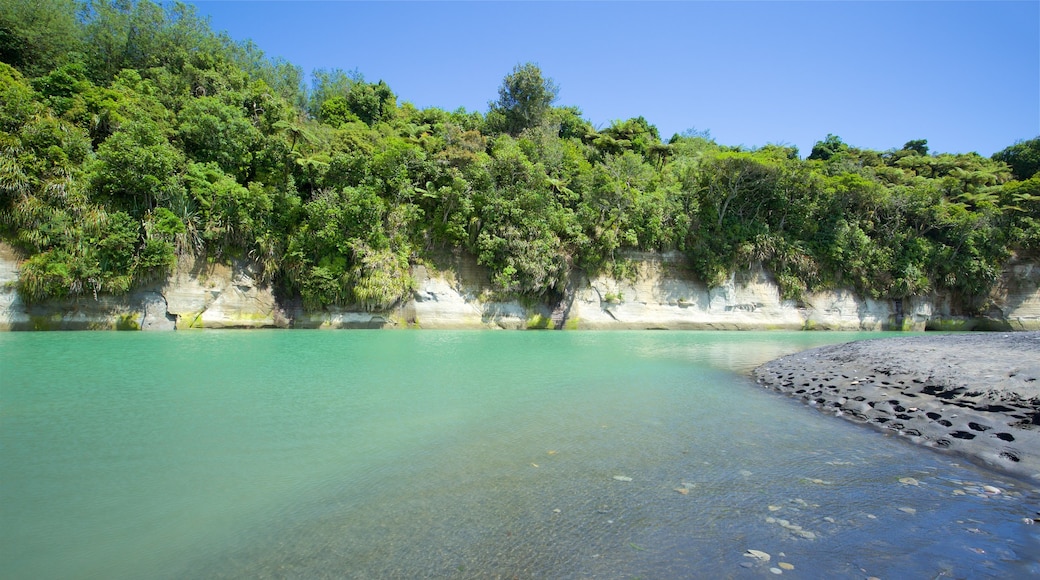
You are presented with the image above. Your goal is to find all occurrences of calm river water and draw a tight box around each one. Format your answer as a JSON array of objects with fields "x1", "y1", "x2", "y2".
[{"x1": 2, "y1": 331, "x2": 1039, "y2": 579}]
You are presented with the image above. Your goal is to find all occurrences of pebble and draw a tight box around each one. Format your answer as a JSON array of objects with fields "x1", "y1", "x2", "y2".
[
  {"x1": 768, "y1": 505, "x2": 782, "y2": 511},
  {"x1": 983, "y1": 485, "x2": 1002, "y2": 495},
  {"x1": 779, "y1": 562, "x2": 795, "y2": 570},
  {"x1": 744, "y1": 549, "x2": 770, "y2": 562},
  {"x1": 769, "y1": 567, "x2": 783, "y2": 574},
  {"x1": 899, "y1": 477, "x2": 920, "y2": 486},
  {"x1": 613, "y1": 475, "x2": 633, "y2": 482},
  {"x1": 899, "y1": 507, "x2": 917, "y2": 515}
]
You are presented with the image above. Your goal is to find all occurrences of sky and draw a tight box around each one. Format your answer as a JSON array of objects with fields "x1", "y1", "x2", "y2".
[{"x1": 182, "y1": 1, "x2": 1039, "y2": 157}]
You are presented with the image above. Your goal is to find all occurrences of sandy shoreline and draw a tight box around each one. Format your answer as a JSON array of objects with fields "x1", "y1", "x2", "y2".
[{"x1": 753, "y1": 332, "x2": 1040, "y2": 482}]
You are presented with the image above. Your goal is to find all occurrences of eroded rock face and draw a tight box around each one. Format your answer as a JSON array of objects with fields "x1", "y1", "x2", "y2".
[
  {"x1": 409, "y1": 251, "x2": 1040, "y2": 331},
  {"x1": 0, "y1": 244, "x2": 29, "y2": 330},
  {"x1": 989, "y1": 258, "x2": 1040, "y2": 330},
  {"x1": 139, "y1": 291, "x2": 175, "y2": 331},
  {"x1": 1, "y1": 243, "x2": 1038, "y2": 331},
  {"x1": 569, "y1": 253, "x2": 807, "y2": 330},
  {"x1": 164, "y1": 256, "x2": 284, "y2": 329},
  {"x1": 410, "y1": 261, "x2": 549, "y2": 330},
  {"x1": 0, "y1": 243, "x2": 284, "y2": 330}
]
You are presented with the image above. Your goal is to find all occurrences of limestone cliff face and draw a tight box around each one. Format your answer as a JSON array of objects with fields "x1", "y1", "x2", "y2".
[
  {"x1": 570, "y1": 254, "x2": 922, "y2": 331},
  {"x1": 0, "y1": 243, "x2": 285, "y2": 330},
  {"x1": 984, "y1": 256, "x2": 1040, "y2": 331},
  {"x1": 410, "y1": 256, "x2": 551, "y2": 330},
  {"x1": 568, "y1": 253, "x2": 806, "y2": 330},
  {"x1": 162, "y1": 255, "x2": 285, "y2": 329},
  {"x1": 2, "y1": 242, "x2": 1038, "y2": 331},
  {"x1": 410, "y1": 252, "x2": 1040, "y2": 331}
]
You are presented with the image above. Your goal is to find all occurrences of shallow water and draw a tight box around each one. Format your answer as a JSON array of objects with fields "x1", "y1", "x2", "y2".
[{"x1": 2, "y1": 331, "x2": 1038, "y2": 579}]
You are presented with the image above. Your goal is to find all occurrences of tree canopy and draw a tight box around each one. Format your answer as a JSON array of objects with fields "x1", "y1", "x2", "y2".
[
  {"x1": 1, "y1": 0, "x2": 1037, "y2": 313},
  {"x1": 487, "y1": 62, "x2": 559, "y2": 136}
]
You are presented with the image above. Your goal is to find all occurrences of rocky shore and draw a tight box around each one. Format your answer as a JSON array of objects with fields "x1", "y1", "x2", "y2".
[{"x1": 753, "y1": 332, "x2": 1040, "y2": 482}]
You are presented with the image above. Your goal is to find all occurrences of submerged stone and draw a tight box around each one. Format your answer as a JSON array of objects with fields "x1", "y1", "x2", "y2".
[{"x1": 744, "y1": 549, "x2": 770, "y2": 562}]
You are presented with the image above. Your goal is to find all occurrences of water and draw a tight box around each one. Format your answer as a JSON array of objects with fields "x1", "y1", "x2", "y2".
[{"x1": 2, "y1": 331, "x2": 1038, "y2": 579}]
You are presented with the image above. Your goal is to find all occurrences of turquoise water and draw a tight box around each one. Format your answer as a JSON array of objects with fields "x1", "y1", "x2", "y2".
[{"x1": 2, "y1": 331, "x2": 1038, "y2": 579}]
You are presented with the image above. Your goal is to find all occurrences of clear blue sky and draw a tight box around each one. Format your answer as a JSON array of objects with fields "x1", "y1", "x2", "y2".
[{"x1": 184, "y1": 1, "x2": 1038, "y2": 157}]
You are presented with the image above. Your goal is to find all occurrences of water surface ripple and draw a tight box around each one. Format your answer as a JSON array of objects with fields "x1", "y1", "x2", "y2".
[{"x1": 2, "y1": 331, "x2": 1038, "y2": 579}]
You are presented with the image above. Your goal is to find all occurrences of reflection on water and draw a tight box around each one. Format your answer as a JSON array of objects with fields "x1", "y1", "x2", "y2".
[{"x1": 1, "y1": 331, "x2": 1038, "y2": 579}]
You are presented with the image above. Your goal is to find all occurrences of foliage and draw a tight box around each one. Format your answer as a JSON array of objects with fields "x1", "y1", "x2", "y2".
[
  {"x1": 487, "y1": 62, "x2": 558, "y2": 135},
  {"x1": 993, "y1": 137, "x2": 1040, "y2": 181},
  {"x1": 1, "y1": 0, "x2": 1036, "y2": 314},
  {"x1": 0, "y1": 0, "x2": 82, "y2": 77}
]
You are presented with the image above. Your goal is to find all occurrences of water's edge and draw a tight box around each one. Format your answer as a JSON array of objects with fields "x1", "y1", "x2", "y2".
[{"x1": 754, "y1": 332, "x2": 1040, "y2": 484}]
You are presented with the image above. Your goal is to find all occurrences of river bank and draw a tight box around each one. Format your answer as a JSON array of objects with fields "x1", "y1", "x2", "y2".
[
  {"x1": 753, "y1": 332, "x2": 1040, "y2": 482},
  {"x1": 3, "y1": 245, "x2": 1040, "y2": 331}
]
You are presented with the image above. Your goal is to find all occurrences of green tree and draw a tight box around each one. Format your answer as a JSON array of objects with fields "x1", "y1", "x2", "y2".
[
  {"x1": 345, "y1": 80, "x2": 397, "y2": 126},
  {"x1": 0, "y1": 0, "x2": 83, "y2": 76},
  {"x1": 176, "y1": 95, "x2": 261, "y2": 179},
  {"x1": 808, "y1": 134, "x2": 849, "y2": 161},
  {"x1": 902, "y1": 139, "x2": 929, "y2": 156},
  {"x1": 993, "y1": 137, "x2": 1040, "y2": 181},
  {"x1": 91, "y1": 119, "x2": 184, "y2": 215},
  {"x1": 487, "y1": 62, "x2": 559, "y2": 135}
]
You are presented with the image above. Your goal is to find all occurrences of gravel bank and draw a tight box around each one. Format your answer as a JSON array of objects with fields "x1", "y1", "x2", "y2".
[{"x1": 753, "y1": 332, "x2": 1040, "y2": 482}]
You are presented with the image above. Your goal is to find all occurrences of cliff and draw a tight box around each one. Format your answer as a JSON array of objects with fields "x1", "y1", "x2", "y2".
[
  {"x1": 2, "y1": 243, "x2": 1038, "y2": 331},
  {"x1": 0, "y1": 245, "x2": 283, "y2": 331}
]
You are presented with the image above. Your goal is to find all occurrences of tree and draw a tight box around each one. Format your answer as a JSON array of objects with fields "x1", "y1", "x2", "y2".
[
  {"x1": 902, "y1": 139, "x2": 929, "y2": 156},
  {"x1": 993, "y1": 137, "x2": 1040, "y2": 181},
  {"x1": 91, "y1": 119, "x2": 184, "y2": 215},
  {"x1": 176, "y1": 95, "x2": 261, "y2": 179},
  {"x1": 487, "y1": 62, "x2": 558, "y2": 135},
  {"x1": 808, "y1": 134, "x2": 849, "y2": 161},
  {"x1": 597, "y1": 116, "x2": 662, "y2": 159},
  {"x1": 0, "y1": 0, "x2": 83, "y2": 76},
  {"x1": 345, "y1": 80, "x2": 396, "y2": 125}
]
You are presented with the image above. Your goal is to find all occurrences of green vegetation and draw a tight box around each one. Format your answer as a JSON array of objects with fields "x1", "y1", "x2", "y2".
[
  {"x1": 115, "y1": 313, "x2": 140, "y2": 330},
  {"x1": 2, "y1": 0, "x2": 1037, "y2": 313},
  {"x1": 525, "y1": 314, "x2": 552, "y2": 330}
]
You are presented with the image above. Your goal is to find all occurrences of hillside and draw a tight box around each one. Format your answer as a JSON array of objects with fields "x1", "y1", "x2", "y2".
[{"x1": 2, "y1": 0, "x2": 1038, "y2": 318}]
